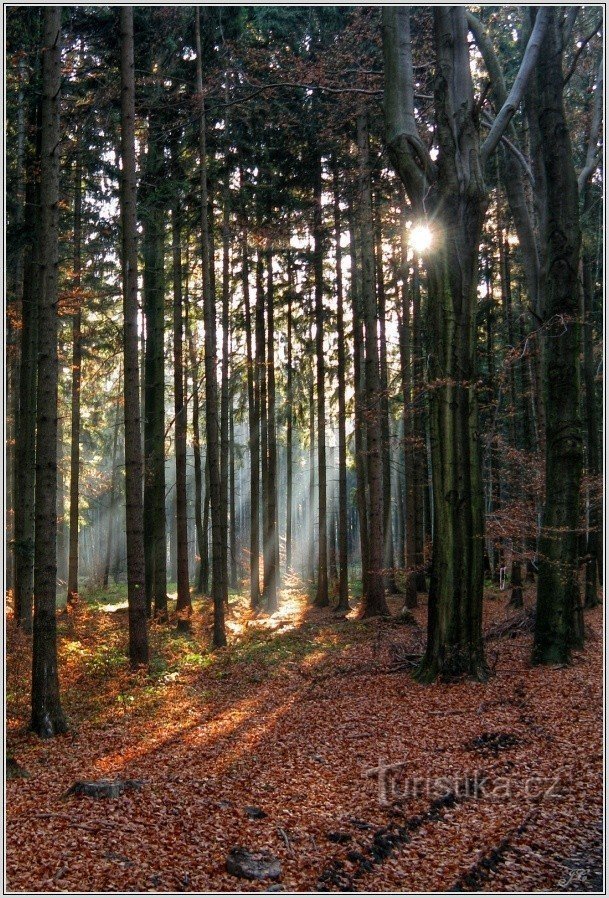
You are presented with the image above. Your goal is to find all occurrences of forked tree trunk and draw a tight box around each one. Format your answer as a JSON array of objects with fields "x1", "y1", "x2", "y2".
[
  {"x1": 384, "y1": 7, "x2": 487, "y2": 676},
  {"x1": 119, "y1": 5, "x2": 149, "y2": 669},
  {"x1": 533, "y1": 10, "x2": 584, "y2": 664},
  {"x1": 31, "y1": 6, "x2": 68, "y2": 735}
]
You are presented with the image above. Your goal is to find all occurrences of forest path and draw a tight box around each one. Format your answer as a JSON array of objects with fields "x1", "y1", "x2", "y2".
[{"x1": 6, "y1": 583, "x2": 603, "y2": 891}]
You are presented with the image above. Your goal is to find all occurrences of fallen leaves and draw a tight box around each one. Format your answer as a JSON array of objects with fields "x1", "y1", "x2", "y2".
[{"x1": 5, "y1": 585, "x2": 603, "y2": 892}]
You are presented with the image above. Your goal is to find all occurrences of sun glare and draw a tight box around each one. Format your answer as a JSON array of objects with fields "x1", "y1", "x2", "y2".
[{"x1": 409, "y1": 223, "x2": 434, "y2": 254}]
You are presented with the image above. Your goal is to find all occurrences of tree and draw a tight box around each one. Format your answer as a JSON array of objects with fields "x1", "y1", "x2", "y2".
[
  {"x1": 532, "y1": 9, "x2": 584, "y2": 665},
  {"x1": 119, "y1": 5, "x2": 149, "y2": 669},
  {"x1": 195, "y1": 6, "x2": 226, "y2": 648},
  {"x1": 31, "y1": 6, "x2": 67, "y2": 736},
  {"x1": 171, "y1": 147, "x2": 191, "y2": 632}
]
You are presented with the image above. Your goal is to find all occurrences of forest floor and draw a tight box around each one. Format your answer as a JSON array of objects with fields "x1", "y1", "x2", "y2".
[{"x1": 6, "y1": 579, "x2": 603, "y2": 893}]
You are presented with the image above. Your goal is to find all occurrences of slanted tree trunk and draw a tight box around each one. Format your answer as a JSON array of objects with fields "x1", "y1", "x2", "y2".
[
  {"x1": 67, "y1": 148, "x2": 83, "y2": 605},
  {"x1": 533, "y1": 10, "x2": 584, "y2": 664},
  {"x1": 356, "y1": 113, "x2": 389, "y2": 619},
  {"x1": 31, "y1": 7, "x2": 68, "y2": 736},
  {"x1": 171, "y1": 184, "x2": 191, "y2": 632},
  {"x1": 333, "y1": 166, "x2": 349, "y2": 612},
  {"x1": 118, "y1": 5, "x2": 149, "y2": 670},
  {"x1": 195, "y1": 7, "x2": 226, "y2": 648}
]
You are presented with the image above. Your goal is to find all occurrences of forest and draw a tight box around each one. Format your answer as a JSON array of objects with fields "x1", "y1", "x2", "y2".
[{"x1": 5, "y1": 5, "x2": 603, "y2": 893}]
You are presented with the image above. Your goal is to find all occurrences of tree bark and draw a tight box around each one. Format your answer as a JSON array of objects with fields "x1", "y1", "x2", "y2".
[
  {"x1": 31, "y1": 6, "x2": 68, "y2": 735},
  {"x1": 118, "y1": 5, "x2": 149, "y2": 670},
  {"x1": 265, "y1": 246, "x2": 279, "y2": 611},
  {"x1": 348, "y1": 199, "x2": 370, "y2": 600},
  {"x1": 103, "y1": 376, "x2": 121, "y2": 591},
  {"x1": 196, "y1": 6, "x2": 226, "y2": 647},
  {"x1": 142, "y1": 110, "x2": 167, "y2": 621},
  {"x1": 171, "y1": 184, "x2": 191, "y2": 632},
  {"x1": 356, "y1": 113, "x2": 389, "y2": 618},
  {"x1": 333, "y1": 166, "x2": 349, "y2": 612},
  {"x1": 241, "y1": 218, "x2": 260, "y2": 608},
  {"x1": 313, "y1": 154, "x2": 329, "y2": 608},
  {"x1": 67, "y1": 147, "x2": 83, "y2": 604},
  {"x1": 14, "y1": 87, "x2": 41, "y2": 631},
  {"x1": 384, "y1": 7, "x2": 487, "y2": 677},
  {"x1": 533, "y1": 10, "x2": 584, "y2": 664},
  {"x1": 375, "y1": 201, "x2": 397, "y2": 595}
]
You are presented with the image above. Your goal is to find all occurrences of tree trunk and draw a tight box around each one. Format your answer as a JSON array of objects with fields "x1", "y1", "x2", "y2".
[
  {"x1": 398, "y1": 202, "x2": 418, "y2": 609},
  {"x1": 185, "y1": 288, "x2": 205, "y2": 598},
  {"x1": 333, "y1": 166, "x2": 349, "y2": 612},
  {"x1": 384, "y1": 7, "x2": 487, "y2": 677},
  {"x1": 533, "y1": 10, "x2": 584, "y2": 664},
  {"x1": 171, "y1": 188, "x2": 191, "y2": 632},
  {"x1": 118, "y1": 6, "x2": 149, "y2": 669},
  {"x1": 220, "y1": 176, "x2": 230, "y2": 606},
  {"x1": 375, "y1": 202, "x2": 397, "y2": 595},
  {"x1": 196, "y1": 7, "x2": 226, "y2": 648},
  {"x1": 348, "y1": 199, "x2": 370, "y2": 600},
  {"x1": 265, "y1": 246, "x2": 279, "y2": 612},
  {"x1": 14, "y1": 89, "x2": 41, "y2": 631},
  {"x1": 103, "y1": 376, "x2": 121, "y2": 591},
  {"x1": 67, "y1": 148, "x2": 83, "y2": 604},
  {"x1": 31, "y1": 6, "x2": 68, "y2": 736},
  {"x1": 581, "y1": 186, "x2": 601, "y2": 605},
  {"x1": 313, "y1": 155, "x2": 329, "y2": 608},
  {"x1": 142, "y1": 110, "x2": 167, "y2": 621},
  {"x1": 285, "y1": 253, "x2": 294, "y2": 574},
  {"x1": 356, "y1": 113, "x2": 389, "y2": 618},
  {"x1": 256, "y1": 249, "x2": 269, "y2": 604},
  {"x1": 242, "y1": 219, "x2": 260, "y2": 608}
]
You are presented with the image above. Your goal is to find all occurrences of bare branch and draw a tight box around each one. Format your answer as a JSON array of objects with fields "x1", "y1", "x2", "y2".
[
  {"x1": 481, "y1": 8, "x2": 552, "y2": 164},
  {"x1": 578, "y1": 56, "x2": 603, "y2": 194},
  {"x1": 563, "y1": 15, "x2": 603, "y2": 85}
]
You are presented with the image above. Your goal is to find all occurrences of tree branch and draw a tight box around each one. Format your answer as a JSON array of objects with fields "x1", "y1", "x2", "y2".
[
  {"x1": 563, "y1": 15, "x2": 603, "y2": 85},
  {"x1": 480, "y1": 8, "x2": 552, "y2": 164},
  {"x1": 578, "y1": 56, "x2": 603, "y2": 194}
]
